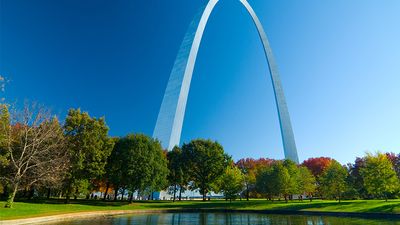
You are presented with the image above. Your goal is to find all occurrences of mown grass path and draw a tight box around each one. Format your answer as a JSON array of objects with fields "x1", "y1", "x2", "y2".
[{"x1": 1, "y1": 199, "x2": 400, "y2": 221}]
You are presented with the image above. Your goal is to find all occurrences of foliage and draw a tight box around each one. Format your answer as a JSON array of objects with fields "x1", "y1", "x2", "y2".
[
  {"x1": 272, "y1": 162, "x2": 292, "y2": 202},
  {"x1": 1, "y1": 103, "x2": 68, "y2": 208},
  {"x1": 302, "y1": 157, "x2": 333, "y2": 178},
  {"x1": 360, "y1": 152, "x2": 399, "y2": 201},
  {"x1": 235, "y1": 158, "x2": 274, "y2": 200},
  {"x1": 282, "y1": 159, "x2": 301, "y2": 196},
  {"x1": 0, "y1": 104, "x2": 10, "y2": 166},
  {"x1": 63, "y1": 108, "x2": 114, "y2": 202},
  {"x1": 1, "y1": 100, "x2": 399, "y2": 205},
  {"x1": 255, "y1": 166, "x2": 276, "y2": 200},
  {"x1": 111, "y1": 134, "x2": 168, "y2": 199},
  {"x1": 255, "y1": 160, "x2": 304, "y2": 202},
  {"x1": 214, "y1": 166, "x2": 244, "y2": 202},
  {"x1": 166, "y1": 146, "x2": 190, "y2": 201},
  {"x1": 298, "y1": 166, "x2": 316, "y2": 201},
  {"x1": 0, "y1": 104, "x2": 10, "y2": 200},
  {"x1": 347, "y1": 157, "x2": 368, "y2": 199},
  {"x1": 385, "y1": 152, "x2": 400, "y2": 179},
  {"x1": 319, "y1": 161, "x2": 348, "y2": 202},
  {"x1": 182, "y1": 139, "x2": 231, "y2": 201},
  {"x1": 103, "y1": 137, "x2": 125, "y2": 200}
]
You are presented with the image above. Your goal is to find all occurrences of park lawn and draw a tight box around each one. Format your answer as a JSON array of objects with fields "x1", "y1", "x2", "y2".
[{"x1": 1, "y1": 199, "x2": 400, "y2": 220}]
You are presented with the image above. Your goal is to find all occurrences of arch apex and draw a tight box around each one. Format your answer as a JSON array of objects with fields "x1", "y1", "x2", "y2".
[{"x1": 153, "y1": 0, "x2": 299, "y2": 163}]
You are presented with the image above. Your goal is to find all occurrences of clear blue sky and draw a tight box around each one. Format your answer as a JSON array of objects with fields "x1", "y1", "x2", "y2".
[{"x1": 1, "y1": 0, "x2": 399, "y2": 164}]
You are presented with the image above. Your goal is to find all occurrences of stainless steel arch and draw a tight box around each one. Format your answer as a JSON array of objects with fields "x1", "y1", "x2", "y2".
[{"x1": 153, "y1": 0, "x2": 299, "y2": 163}]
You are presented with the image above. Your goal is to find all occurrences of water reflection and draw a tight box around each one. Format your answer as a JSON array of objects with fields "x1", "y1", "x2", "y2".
[{"x1": 52, "y1": 213, "x2": 400, "y2": 225}]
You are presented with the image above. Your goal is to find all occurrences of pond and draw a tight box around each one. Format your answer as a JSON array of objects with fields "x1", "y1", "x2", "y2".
[{"x1": 50, "y1": 212, "x2": 400, "y2": 225}]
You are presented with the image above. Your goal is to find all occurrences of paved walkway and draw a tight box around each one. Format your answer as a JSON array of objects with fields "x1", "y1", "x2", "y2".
[{"x1": 0, "y1": 210, "x2": 159, "y2": 225}]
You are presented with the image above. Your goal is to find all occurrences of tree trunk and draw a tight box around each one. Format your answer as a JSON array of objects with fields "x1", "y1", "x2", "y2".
[
  {"x1": 47, "y1": 188, "x2": 51, "y2": 199},
  {"x1": 129, "y1": 193, "x2": 133, "y2": 203},
  {"x1": 74, "y1": 187, "x2": 78, "y2": 200},
  {"x1": 5, "y1": 183, "x2": 19, "y2": 208},
  {"x1": 114, "y1": 186, "x2": 120, "y2": 201},
  {"x1": 114, "y1": 190, "x2": 118, "y2": 201},
  {"x1": 120, "y1": 189, "x2": 125, "y2": 201},
  {"x1": 173, "y1": 185, "x2": 177, "y2": 202},
  {"x1": 28, "y1": 187, "x2": 35, "y2": 200},
  {"x1": 65, "y1": 185, "x2": 71, "y2": 204},
  {"x1": 151, "y1": 192, "x2": 154, "y2": 200},
  {"x1": 203, "y1": 193, "x2": 206, "y2": 201},
  {"x1": 103, "y1": 182, "x2": 110, "y2": 201},
  {"x1": 178, "y1": 186, "x2": 182, "y2": 201},
  {"x1": 65, "y1": 194, "x2": 71, "y2": 203},
  {"x1": 246, "y1": 184, "x2": 249, "y2": 201}
]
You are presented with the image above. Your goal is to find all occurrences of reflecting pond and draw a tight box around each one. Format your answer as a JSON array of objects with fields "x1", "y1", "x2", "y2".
[{"x1": 51, "y1": 212, "x2": 400, "y2": 225}]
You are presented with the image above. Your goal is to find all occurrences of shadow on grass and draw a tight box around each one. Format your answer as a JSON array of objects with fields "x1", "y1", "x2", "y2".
[
  {"x1": 14, "y1": 198, "x2": 400, "y2": 214},
  {"x1": 361, "y1": 202, "x2": 400, "y2": 213},
  {"x1": 17, "y1": 198, "x2": 132, "y2": 207}
]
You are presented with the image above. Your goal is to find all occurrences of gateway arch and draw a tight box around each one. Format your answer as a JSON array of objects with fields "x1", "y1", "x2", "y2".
[{"x1": 153, "y1": 0, "x2": 299, "y2": 163}]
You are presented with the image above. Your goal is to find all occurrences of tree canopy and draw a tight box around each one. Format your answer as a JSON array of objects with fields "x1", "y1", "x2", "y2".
[
  {"x1": 64, "y1": 108, "x2": 114, "y2": 202},
  {"x1": 113, "y1": 134, "x2": 168, "y2": 200},
  {"x1": 1, "y1": 104, "x2": 68, "y2": 208},
  {"x1": 182, "y1": 139, "x2": 231, "y2": 201},
  {"x1": 236, "y1": 158, "x2": 274, "y2": 200},
  {"x1": 167, "y1": 146, "x2": 189, "y2": 201},
  {"x1": 214, "y1": 166, "x2": 244, "y2": 202},
  {"x1": 319, "y1": 161, "x2": 348, "y2": 202},
  {"x1": 360, "y1": 152, "x2": 399, "y2": 201}
]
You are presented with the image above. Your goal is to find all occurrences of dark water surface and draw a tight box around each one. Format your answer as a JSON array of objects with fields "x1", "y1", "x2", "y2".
[{"x1": 51, "y1": 212, "x2": 400, "y2": 225}]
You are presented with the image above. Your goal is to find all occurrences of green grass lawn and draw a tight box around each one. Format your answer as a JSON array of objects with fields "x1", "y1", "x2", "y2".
[{"x1": 1, "y1": 199, "x2": 400, "y2": 220}]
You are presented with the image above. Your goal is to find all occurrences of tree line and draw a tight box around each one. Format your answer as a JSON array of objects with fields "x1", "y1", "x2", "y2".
[
  {"x1": 1, "y1": 102, "x2": 400, "y2": 208},
  {"x1": 238, "y1": 153, "x2": 399, "y2": 202}
]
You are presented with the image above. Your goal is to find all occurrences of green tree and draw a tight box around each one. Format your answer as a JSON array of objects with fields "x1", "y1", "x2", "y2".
[
  {"x1": 360, "y1": 152, "x2": 399, "y2": 201},
  {"x1": 282, "y1": 159, "x2": 301, "y2": 198},
  {"x1": 182, "y1": 139, "x2": 231, "y2": 201},
  {"x1": 298, "y1": 166, "x2": 316, "y2": 201},
  {"x1": 273, "y1": 162, "x2": 292, "y2": 202},
  {"x1": 113, "y1": 134, "x2": 168, "y2": 201},
  {"x1": 0, "y1": 104, "x2": 9, "y2": 166},
  {"x1": 347, "y1": 157, "x2": 368, "y2": 199},
  {"x1": 319, "y1": 161, "x2": 348, "y2": 202},
  {"x1": 255, "y1": 166, "x2": 276, "y2": 200},
  {"x1": 63, "y1": 109, "x2": 114, "y2": 203},
  {"x1": 256, "y1": 160, "x2": 300, "y2": 202},
  {"x1": 215, "y1": 166, "x2": 244, "y2": 202},
  {"x1": 0, "y1": 104, "x2": 9, "y2": 199},
  {"x1": 146, "y1": 142, "x2": 169, "y2": 199},
  {"x1": 102, "y1": 137, "x2": 120, "y2": 201},
  {"x1": 167, "y1": 146, "x2": 189, "y2": 202},
  {"x1": 236, "y1": 158, "x2": 274, "y2": 200}
]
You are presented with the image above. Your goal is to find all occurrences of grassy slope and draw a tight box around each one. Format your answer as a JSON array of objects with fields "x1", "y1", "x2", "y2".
[{"x1": 1, "y1": 199, "x2": 400, "y2": 220}]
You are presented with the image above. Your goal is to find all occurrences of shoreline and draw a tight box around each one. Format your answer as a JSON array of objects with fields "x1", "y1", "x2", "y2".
[{"x1": 2, "y1": 208, "x2": 400, "y2": 225}]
